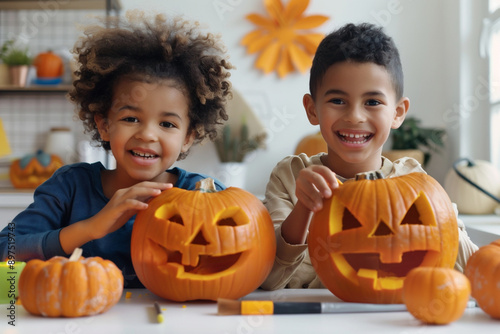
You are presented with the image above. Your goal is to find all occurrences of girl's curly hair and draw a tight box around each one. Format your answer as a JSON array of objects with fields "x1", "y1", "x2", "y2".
[{"x1": 68, "y1": 11, "x2": 233, "y2": 160}]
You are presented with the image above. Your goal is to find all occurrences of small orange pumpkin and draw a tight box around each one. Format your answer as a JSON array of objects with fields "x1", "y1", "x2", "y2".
[
  {"x1": 308, "y1": 172, "x2": 459, "y2": 304},
  {"x1": 464, "y1": 239, "x2": 500, "y2": 318},
  {"x1": 33, "y1": 51, "x2": 64, "y2": 78},
  {"x1": 403, "y1": 267, "x2": 471, "y2": 324},
  {"x1": 18, "y1": 248, "x2": 123, "y2": 317},
  {"x1": 131, "y1": 178, "x2": 276, "y2": 302},
  {"x1": 9, "y1": 150, "x2": 63, "y2": 188},
  {"x1": 294, "y1": 131, "x2": 327, "y2": 156}
]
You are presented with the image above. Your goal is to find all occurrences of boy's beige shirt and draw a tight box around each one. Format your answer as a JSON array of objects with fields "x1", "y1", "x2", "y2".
[{"x1": 261, "y1": 153, "x2": 478, "y2": 290}]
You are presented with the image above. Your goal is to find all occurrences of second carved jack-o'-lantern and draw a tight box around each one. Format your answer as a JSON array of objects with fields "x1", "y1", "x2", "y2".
[
  {"x1": 131, "y1": 178, "x2": 276, "y2": 302},
  {"x1": 308, "y1": 172, "x2": 458, "y2": 304}
]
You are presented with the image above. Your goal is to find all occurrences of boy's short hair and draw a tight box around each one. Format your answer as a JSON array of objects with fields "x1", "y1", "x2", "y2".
[
  {"x1": 309, "y1": 23, "x2": 404, "y2": 100},
  {"x1": 68, "y1": 11, "x2": 233, "y2": 160}
]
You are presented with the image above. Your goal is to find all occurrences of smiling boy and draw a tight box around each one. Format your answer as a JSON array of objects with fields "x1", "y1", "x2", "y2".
[{"x1": 260, "y1": 23, "x2": 478, "y2": 290}]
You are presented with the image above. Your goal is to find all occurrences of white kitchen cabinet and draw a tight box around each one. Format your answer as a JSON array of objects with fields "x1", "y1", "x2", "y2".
[{"x1": 0, "y1": 190, "x2": 33, "y2": 230}]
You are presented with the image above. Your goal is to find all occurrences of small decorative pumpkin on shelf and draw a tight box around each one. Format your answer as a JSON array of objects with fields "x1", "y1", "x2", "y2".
[
  {"x1": 18, "y1": 248, "x2": 124, "y2": 317},
  {"x1": 294, "y1": 131, "x2": 327, "y2": 156},
  {"x1": 9, "y1": 150, "x2": 63, "y2": 188},
  {"x1": 403, "y1": 267, "x2": 471, "y2": 325},
  {"x1": 308, "y1": 171, "x2": 459, "y2": 304},
  {"x1": 464, "y1": 239, "x2": 500, "y2": 319},
  {"x1": 33, "y1": 50, "x2": 64, "y2": 78},
  {"x1": 131, "y1": 178, "x2": 276, "y2": 302}
]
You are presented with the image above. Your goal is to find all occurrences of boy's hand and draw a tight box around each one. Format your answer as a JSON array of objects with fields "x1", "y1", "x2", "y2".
[
  {"x1": 88, "y1": 182, "x2": 173, "y2": 239},
  {"x1": 295, "y1": 165, "x2": 339, "y2": 212}
]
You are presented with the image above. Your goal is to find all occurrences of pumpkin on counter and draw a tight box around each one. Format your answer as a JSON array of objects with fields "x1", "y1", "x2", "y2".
[
  {"x1": 465, "y1": 239, "x2": 500, "y2": 319},
  {"x1": 403, "y1": 267, "x2": 471, "y2": 325},
  {"x1": 294, "y1": 131, "x2": 327, "y2": 156},
  {"x1": 9, "y1": 150, "x2": 63, "y2": 188},
  {"x1": 131, "y1": 178, "x2": 276, "y2": 302},
  {"x1": 18, "y1": 248, "x2": 123, "y2": 317},
  {"x1": 308, "y1": 172, "x2": 459, "y2": 304},
  {"x1": 33, "y1": 50, "x2": 64, "y2": 78}
]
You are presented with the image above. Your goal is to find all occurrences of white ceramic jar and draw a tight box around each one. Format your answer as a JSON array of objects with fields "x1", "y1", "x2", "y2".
[{"x1": 44, "y1": 127, "x2": 75, "y2": 164}]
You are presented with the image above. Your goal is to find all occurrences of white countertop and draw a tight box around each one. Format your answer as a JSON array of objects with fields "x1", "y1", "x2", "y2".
[
  {"x1": 0, "y1": 189, "x2": 33, "y2": 207},
  {"x1": 1, "y1": 288, "x2": 497, "y2": 333},
  {"x1": 460, "y1": 214, "x2": 500, "y2": 247}
]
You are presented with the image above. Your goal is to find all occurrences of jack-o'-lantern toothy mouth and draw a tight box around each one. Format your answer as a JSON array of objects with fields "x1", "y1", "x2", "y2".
[
  {"x1": 164, "y1": 249, "x2": 243, "y2": 275},
  {"x1": 343, "y1": 250, "x2": 428, "y2": 278},
  {"x1": 332, "y1": 250, "x2": 439, "y2": 291}
]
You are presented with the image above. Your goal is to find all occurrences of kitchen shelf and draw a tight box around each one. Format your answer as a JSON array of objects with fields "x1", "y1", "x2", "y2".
[
  {"x1": 0, "y1": 85, "x2": 72, "y2": 93},
  {"x1": 0, "y1": 0, "x2": 121, "y2": 12}
]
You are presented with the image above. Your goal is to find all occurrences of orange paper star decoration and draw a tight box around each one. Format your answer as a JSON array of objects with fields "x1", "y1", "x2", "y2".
[{"x1": 241, "y1": 0, "x2": 329, "y2": 78}]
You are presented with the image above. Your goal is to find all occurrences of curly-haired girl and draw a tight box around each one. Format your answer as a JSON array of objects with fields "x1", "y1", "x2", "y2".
[{"x1": 0, "y1": 11, "x2": 233, "y2": 287}]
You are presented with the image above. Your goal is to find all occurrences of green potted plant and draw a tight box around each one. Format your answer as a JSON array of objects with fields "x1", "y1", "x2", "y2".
[
  {"x1": 0, "y1": 39, "x2": 32, "y2": 87},
  {"x1": 213, "y1": 116, "x2": 266, "y2": 189},
  {"x1": 215, "y1": 116, "x2": 266, "y2": 163},
  {"x1": 383, "y1": 116, "x2": 446, "y2": 167},
  {"x1": 1, "y1": 40, "x2": 32, "y2": 66}
]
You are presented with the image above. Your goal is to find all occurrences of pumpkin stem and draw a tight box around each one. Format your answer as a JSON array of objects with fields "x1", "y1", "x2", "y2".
[
  {"x1": 355, "y1": 171, "x2": 385, "y2": 181},
  {"x1": 195, "y1": 178, "x2": 218, "y2": 193},
  {"x1": 68, "y1": 247, "x2": 83, "y2": 261}
]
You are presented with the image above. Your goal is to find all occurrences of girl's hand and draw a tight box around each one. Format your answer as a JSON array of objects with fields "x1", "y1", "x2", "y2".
[
  {"x1": 295, "y1": 165, "x2": 339, "y2": 212},
  {"x1": 87, "y1": 181, "x2": 173, "y2": 239}
]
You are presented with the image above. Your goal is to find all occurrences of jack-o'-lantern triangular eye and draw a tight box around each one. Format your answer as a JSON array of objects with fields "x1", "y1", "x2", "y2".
[
  {"x1": 217, "y1": 218, "x2": 237, "y2": 227},
  {"x1": 400, "y1": 193, "x2": 436, "y2": 226},
  {"x1": 169, "y1": 214, "x2": 184, "y2": 226},
  {"x1": 191, "y1": 230, "x2": 209, "y2": 245},
  {"x1": 215, "y1": 207, "x2": 250, "y2": 226},
  {"x1": 154, "y1": 203, "x2": 184, "y2": 225},
  {"x1": 371, "y1": 221, "x2": 394, "y2": 236},
  {"x1": 342, "y1": 209, "x2": 363, "y2": 231}
]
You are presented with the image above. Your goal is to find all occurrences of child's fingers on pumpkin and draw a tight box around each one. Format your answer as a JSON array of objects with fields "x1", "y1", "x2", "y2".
[
  {"x1": 121, "y1": 183, "x2": 173, "y2": 200},
  {"x1": 132, "y1": 181, "x2": 173, "y2": 191},
  {"x1": 122, "y1": 199, "x2": 149, "y2": 210},
  {"x1": 296, "y1": 178, "x2": 325, "y2": 212},
  {"x1": 305, "y1": 172, "x2": 332, "y2": 199},
  {"x1": 309, "y1": 165, "x2": 338, "y2": 190}
]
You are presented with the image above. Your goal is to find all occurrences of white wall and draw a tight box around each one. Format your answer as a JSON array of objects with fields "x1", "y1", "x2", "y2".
[{"x1": 119, "y1": 0, "x2": 489, "y2": 196}]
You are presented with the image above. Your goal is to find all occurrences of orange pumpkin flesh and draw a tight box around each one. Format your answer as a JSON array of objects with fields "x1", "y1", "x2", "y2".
[
  {"x1": 131, "y1": 178, "x2": 276, "y2": 302},
  {"x1": 465, "y1": 239, "x2": 500, "y2": 318},
  {"x1": 18, "y1": 248, "x2": 123, "y2": 317},
  {"x1": 403, "y1": 267, "x2": 471, "y2": 325},
  {"x1": 308, "y1": 172, "x2": 459, "y2": 304}
]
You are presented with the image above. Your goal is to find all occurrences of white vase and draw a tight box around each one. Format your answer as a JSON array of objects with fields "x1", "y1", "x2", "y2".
[
  {"x1": 44, "y1": 127, "x2": 75, "y2": 164},
  {"x1": 217, "y1": 162, "x2": 247, "y2": 189}
]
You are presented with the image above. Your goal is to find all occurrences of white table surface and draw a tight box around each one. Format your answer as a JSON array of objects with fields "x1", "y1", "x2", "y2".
[
  {"x1": 1, "y1": 288, "x2": 498, "y2": 333},
  {"x1": 460, "y1": 214, "x2": 500, "y2": 247}
]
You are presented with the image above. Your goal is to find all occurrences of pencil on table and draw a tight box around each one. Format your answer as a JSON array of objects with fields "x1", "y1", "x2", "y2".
[{"x1": 154, "y1": 302, "x2": 164, "y2": 323}]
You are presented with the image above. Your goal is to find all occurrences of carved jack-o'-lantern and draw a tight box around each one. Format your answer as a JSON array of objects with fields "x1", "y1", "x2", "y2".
[
  {"x1": 131, "y1": 178, "x2": 276, "y2": 302},
  {"x1": 308, "y1": 172, "x2": 458, "y2": 304},
  {"x1": 9, "y1": 150, "x2": 63, "y2": 188}
]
